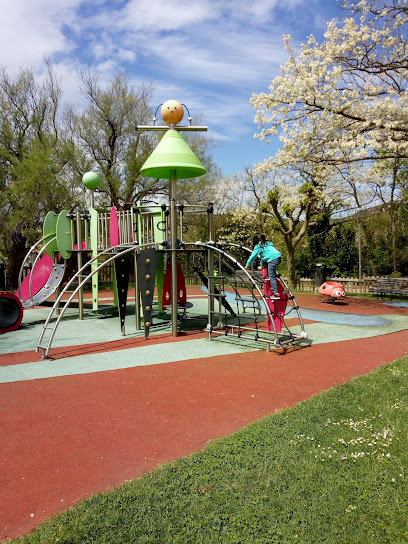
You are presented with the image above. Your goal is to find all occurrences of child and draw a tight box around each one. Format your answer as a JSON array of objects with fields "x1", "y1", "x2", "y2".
[{"x1": 245, "y1": 234, "x2": 282, "y2": 299}]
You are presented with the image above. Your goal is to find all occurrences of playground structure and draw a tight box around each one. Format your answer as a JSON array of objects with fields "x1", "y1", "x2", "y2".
[{"x1": 2, "y1": 100, "x2": 307, "y2": 355}]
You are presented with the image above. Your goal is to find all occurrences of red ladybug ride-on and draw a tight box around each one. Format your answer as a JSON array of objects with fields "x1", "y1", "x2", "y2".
[{"x1": 318, "y1": 281, "x2": 345, "y2": 303}]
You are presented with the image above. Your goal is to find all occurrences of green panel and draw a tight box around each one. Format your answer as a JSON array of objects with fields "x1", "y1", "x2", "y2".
[
  {"x1": 90, "y1": 208, "x2": 99, "y2": 312},
  {"x1": 43, "y1": 211, "x2": 59, "y2": 257},
  {"x1": 56, "y1": 210, "x2": 73, "y2": 260},
  {"x1": 153, "y1": 207, "x2": 165, "y2": 245}
]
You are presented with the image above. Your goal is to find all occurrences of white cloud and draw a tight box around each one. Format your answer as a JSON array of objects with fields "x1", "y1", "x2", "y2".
[
  {"x1": 121, "y1": 0, "x2": 216, "y2": 31},
  {"x1": 51, "y1": 60, "x2": 84, "y2": 106},
  {"x1": 0, "y1": 0, "x2": 343, "y2": 172},
  {"x1": 0, "y1": 0, "x2": 80, "y2": 69},
  {"x1": 116, "y1": 48, "x2": 138, "y2": 63}
]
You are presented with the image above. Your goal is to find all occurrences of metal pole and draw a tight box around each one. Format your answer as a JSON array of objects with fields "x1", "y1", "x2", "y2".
[
  {"x1": 90, "y1": 189, "x2": 95, "y2": 209},
  {"x1": 207, "y1": 203, "x2": 215, "y2": 330},
  {"x1": 358, "y1": 219, "x2": 362, "y2": 281},
  {"x1": 170, "y1": 167, "x2": 178, "y2": 336},
  {"x1": 76, "y1": 210, "x2": 84, "y2": 320},
  {"x1": 179, "y1": 205, "x2": 184, "y2": 243}
]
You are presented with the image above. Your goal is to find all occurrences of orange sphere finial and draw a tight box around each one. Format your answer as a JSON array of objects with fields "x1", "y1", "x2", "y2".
[{"x1": 161, "y1": 100, "x2": 184, "y2": 125}]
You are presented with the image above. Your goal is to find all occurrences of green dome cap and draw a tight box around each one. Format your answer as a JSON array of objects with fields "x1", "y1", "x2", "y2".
[{"x1": 140, "y1": 130, "x2": 206, "y2": 179}]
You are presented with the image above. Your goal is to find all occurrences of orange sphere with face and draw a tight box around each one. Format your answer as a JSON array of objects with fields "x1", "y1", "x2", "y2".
[{"x1": 161, "y1": 100, "x2": 184, "y2": 124}]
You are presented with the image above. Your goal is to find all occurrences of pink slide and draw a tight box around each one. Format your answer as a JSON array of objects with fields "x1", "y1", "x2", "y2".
[
  {"x1": 19, "y1": 254, "x2": 66, "y2": 308},
  {"x1": 20, "y1": 254, "x2": 54, "y2": 300},
  {"x1": 19, "y1": 240, "x2": 87, "y2": 308}
]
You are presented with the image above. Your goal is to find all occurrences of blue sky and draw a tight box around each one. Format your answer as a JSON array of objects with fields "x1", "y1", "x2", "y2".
[{"x1": 1, "y1": 0, "x2": 343, "y2": 175}]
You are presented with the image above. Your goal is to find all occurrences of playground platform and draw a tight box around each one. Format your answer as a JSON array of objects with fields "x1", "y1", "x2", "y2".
[{"x1": 1, "y1": 289, "x2": 408, "y2": 541}]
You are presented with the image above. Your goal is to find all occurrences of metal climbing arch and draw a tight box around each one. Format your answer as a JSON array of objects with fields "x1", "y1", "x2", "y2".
[
  {"x1": 189, "y1": 241, "x2": 307, "y2": 351},
  {"x1": 36, "y1": 242, "x2": 158, "y2": 359}
]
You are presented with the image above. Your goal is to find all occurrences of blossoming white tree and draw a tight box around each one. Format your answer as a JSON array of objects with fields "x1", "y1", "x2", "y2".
[
  {"x1": 251, "y1": 0, "x2": 408, "y2": 169},
  {"x1": 249, "y1": 0, "x2": 408, "y2": 278}
]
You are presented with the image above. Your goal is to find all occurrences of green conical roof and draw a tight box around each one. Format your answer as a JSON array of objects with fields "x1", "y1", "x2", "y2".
[{"x1": 140, "y1": 129, "x2": 206, "y2": 179}]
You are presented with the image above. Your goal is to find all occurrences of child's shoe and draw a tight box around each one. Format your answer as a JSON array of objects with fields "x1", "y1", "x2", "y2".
[{"x1": 270, "y1": 292, "x2": 280, "y2": 300}]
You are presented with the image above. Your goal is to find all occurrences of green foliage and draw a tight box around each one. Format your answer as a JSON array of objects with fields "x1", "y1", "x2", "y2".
[
  {"x1": 296, "y1": 222, "x2": 359, "y2": 278},
  {"x1": 0, "y1": 66, "x2": 87, "y2": 283},
  {"x1": 14, "y1": 355, "x2": 408, "y2": 544},
  {"x1": 0, "y1": 65, "x2": 220, "y2": 284}
]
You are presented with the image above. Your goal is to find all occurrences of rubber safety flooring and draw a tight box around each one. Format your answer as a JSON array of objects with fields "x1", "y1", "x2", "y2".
[{"x1": 1, "y1": 290, "x2": 408, "y2": 541}]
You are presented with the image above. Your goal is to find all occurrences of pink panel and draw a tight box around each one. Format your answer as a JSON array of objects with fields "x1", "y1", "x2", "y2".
[
  {"x1": 177, "y1": 263, "x2": 187, "y2": 305},
  {"x1": 161, "y1": 263, "x2": 187, "y2": 308},
  {"x1": 73, "y1": 241, "x2": 87, "y2": 250},
  {"x1": 262, "y1": 268, "x2": 287, "y2": 334},
  {"x1": 109, "y1": 207, "x2": 119, "y2": 247},
  {"x1": 20, "y1": 254, "x2": 54, "y2": 300}
]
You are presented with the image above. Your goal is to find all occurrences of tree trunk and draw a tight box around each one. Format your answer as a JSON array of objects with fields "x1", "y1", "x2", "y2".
[
  {"x1": 360, "y1": 222, "x2": 376, "y2": 276},
  {"x1": 285, "y1": 245, "x2": 297, "y2": 288},
  {"x1": 389, "y1": 204, "x2": 397, "y2": 273},
  {"x1": 6, "y1": 232, "x2": 27, "y2": 290}
]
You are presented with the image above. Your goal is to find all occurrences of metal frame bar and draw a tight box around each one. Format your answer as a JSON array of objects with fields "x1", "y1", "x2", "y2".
[
  {"x1": 189, "y1": 242, "x2": 278, "y2": 340},
  {"x1": 136, "y1": 125, "x2": 207, "y2": 132},
  {"x1": 36, "y1": 242, "x2": 158, "y2": 358},
  {"x1": 215, "y1": 241, "x2": 306, "y2": 333}
]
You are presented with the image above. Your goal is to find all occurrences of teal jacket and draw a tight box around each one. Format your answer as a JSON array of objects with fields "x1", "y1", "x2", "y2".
[{"x1": 246, "y1": 241, "x2": 281, "y2": 267}]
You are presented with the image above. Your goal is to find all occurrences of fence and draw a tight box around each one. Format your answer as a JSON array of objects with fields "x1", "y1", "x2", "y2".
[
  {"x1": 187, "y1": 272, "x2": 379, "y2": 295},
  {"x1": 294, "y1": 276, "x2": 378, "y2": 295},
  {"x1": 17, "y1": 264, "x2": 393, "y2": 295}
]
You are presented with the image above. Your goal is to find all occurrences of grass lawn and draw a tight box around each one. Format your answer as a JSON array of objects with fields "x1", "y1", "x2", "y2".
[{"x1": 14, "y1": 355, "x2": 408, "y2": 543}]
